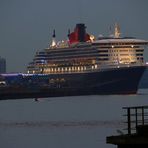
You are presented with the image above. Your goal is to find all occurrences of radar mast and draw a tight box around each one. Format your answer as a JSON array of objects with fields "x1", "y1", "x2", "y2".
[
  {"x1": 114, "y1": 23, "x2": 121, "y2": 38},
  {"x1": 50, "y1": 29, "x2": 56, "y2": 48}
]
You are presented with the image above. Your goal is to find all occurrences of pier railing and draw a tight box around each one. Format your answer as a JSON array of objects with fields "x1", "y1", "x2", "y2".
[{"x1": 123, "y1": 106, "x2": 148, "y2": 135}]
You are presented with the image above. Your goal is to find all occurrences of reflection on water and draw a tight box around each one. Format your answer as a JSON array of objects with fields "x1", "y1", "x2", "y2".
[{"x1": 0, "y1": 120, "x2": 123, "y2": 128}]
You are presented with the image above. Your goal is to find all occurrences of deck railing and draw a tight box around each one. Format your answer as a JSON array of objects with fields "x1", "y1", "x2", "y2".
[{"x1": 123, "y1": 106, "x2": 148, "y2": 135}]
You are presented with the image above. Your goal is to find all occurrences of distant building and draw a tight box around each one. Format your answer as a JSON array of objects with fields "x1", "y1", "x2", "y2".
[{"x1": 0, "y1": 57, "x2": 6, "y2": 73}]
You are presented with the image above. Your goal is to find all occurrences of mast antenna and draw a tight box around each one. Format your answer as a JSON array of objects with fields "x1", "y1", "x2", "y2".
[
  {"x1": 50, "y1": 29, "x2": 56, "y2": 48},
  {"x1": 114, "y1": 23, "x2": 121, "y2": 38}
]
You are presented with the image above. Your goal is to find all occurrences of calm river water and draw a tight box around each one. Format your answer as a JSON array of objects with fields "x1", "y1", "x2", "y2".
[{"x1": 0, "y1": 89, "x2": 148, "y2": 148}]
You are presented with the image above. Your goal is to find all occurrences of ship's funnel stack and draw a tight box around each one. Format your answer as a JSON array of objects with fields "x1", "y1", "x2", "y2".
[
  {"x1": 69, "y1": 23, "x2": 90, "y2": 44},
  {"x1": 76, "y1": 24, "x2": 86, "y2": 42}
]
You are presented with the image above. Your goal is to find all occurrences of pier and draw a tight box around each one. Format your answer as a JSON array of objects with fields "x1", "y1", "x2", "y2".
[{"x1": 106, "y1": 106, "x2": 148, "y2": 148}]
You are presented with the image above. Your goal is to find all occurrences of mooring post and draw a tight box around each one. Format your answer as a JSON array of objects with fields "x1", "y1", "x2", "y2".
[
  {"x1": 127, "y1": 108, "x2": 131, "y2": 135},
  {"x1": 135, "y1": 108, "x2": 138, "y2": 128},
  {"x1": 142, "y1": 107, "x2": 144, "y2": 125}
]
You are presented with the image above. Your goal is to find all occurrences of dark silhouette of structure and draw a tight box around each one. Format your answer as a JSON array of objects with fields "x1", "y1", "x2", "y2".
[
  {"x1": 107, "y1": 106, "x2": 148, "y2": 148},
  {"x1": 0, "y1": 56, "x2": 6, "y2": 73}
]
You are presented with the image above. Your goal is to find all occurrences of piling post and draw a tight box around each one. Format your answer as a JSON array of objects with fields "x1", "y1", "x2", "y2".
[{"x1": 127, "y1": 108, "x2": 131, "y2": 135}]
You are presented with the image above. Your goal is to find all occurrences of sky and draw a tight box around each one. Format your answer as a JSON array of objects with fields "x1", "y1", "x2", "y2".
[{"x1": 0, "y1": 0, "x2": 148, "y2": 72}]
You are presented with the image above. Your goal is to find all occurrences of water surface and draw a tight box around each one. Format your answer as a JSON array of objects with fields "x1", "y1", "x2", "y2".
[{"x1": 0, "y1": 89, "x2": 148, "y2": 148}]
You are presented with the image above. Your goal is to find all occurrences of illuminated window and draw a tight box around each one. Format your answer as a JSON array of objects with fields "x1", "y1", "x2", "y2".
[{"x1": 95, "y1": 65, "x2": 97, "y2": 69}]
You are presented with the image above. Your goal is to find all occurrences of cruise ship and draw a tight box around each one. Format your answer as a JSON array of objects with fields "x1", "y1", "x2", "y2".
[{"x1": 0, "y1": 23, "x2": 148, "y2": 99}]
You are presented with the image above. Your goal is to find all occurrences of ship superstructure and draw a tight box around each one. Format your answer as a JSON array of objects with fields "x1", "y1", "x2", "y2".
[{"x1": 27, "y1": 24, "x2": 147, "y2": 75}]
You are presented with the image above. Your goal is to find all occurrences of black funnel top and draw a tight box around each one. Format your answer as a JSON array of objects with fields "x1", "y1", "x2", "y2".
[{"x1": 76, "y1": 24, "x2": 86, "y2": 42}]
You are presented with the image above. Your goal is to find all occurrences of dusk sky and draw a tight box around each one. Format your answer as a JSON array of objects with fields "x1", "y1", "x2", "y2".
[{"x1": 0, "y1": 0, "x2": 148, "y2": 72}]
